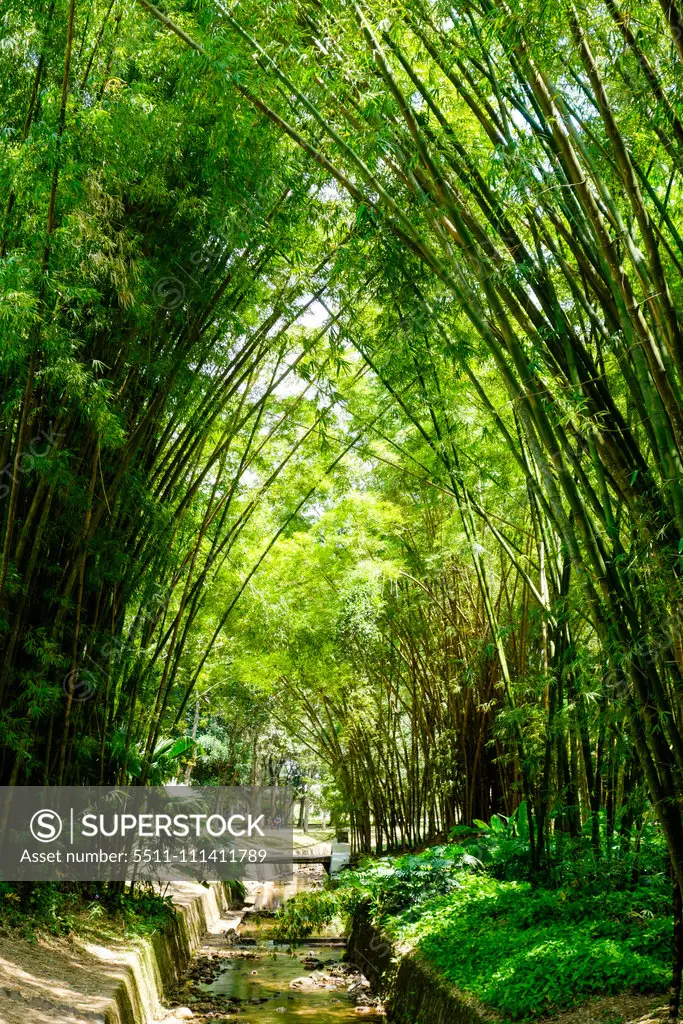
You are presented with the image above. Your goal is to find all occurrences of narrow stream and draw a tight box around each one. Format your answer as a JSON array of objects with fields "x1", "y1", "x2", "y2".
[{"x1": 166, "y1": 869, "x2": 385, "y2": 1023}]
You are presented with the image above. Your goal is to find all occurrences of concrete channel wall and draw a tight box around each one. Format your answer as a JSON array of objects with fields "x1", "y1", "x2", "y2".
[
  {"x1": 0, "y1": 882, "x2": 233, "y2": 1024},
  {"x1": 346, "y1": 905, "x2": 490, "y2": 1024}
]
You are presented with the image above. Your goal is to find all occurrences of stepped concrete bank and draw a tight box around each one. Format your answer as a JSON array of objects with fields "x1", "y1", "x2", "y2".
[
  {"x1": 0, "y1": 882, "x2": 236, "y2": 1024},
  {"x1": 387, "y1": 954, "x2": 491, "y2": 1024},
  {"x1": 347, "y1": 905, "x2": 490, "y2": 1024}
]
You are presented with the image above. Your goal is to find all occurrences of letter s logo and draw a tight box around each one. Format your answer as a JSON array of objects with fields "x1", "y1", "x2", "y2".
[{"x1": 30, "y1": 809, "x2": 63, "y2": 843}]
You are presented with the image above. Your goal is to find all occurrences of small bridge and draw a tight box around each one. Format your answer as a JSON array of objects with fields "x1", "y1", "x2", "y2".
[
  {"x1": 267, "y1": 852, "x2": 331, "y2": 873},
  {"x1": 268, "y1": 842, "x2": 351, "y2": 876},
  {"x1": 294, "y1": 852, "x2": 333, "y2": 871}
]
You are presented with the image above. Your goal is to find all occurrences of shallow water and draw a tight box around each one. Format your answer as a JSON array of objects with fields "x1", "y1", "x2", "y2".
[
  {"x1": 198, "y1": 942, "x2": 374, "y2": 1021},
  {"x1": 173, "y1": 868, "x2": 384, "y2": 1023}
]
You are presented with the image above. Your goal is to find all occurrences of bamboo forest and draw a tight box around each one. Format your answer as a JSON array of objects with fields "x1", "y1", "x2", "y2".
[{"x1": 1, "y1": 0, "x2": 683, "y2": 1021}]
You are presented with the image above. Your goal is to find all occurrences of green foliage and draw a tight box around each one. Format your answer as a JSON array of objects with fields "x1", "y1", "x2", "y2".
[
  {"x1": 453, "y1": 812, "x2": 668, "y2": 889},
  {"x1": 112, "y1": 886, "x2": 176, "y2": 938},
  {"x1": 0, "y1": 0, "x2": 354, "y2": 788},
  {"x1": 0, "y1": 881, "x2": 174, "y2": 940},
  {"x1": 332, "y1": 845, "x2": 481, "y2": 918},
  {"x1": 272, "y1": 888, "x2": 341, "y2": 942},
  {"x1": 0, "y1": 881, "x2": 79, "y2": 937},
  {"x1": 408, "y1": 874, "x2": 671, "y2": 1020},
  {"x1": 449, "y1": 805, "x2": 533, "y2": 880},
  {"x1": 225, "y1": 879, "x2": 247, "y2": 906},
  {"x1": 2, "y1": 8, "x2": 683, "y2": 1014},
  {"x1": 278, "y1": 836, "x2": 672, "y2": 1020}
]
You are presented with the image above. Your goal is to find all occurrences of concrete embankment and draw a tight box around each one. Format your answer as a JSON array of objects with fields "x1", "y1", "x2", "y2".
[
  {"x1": 0, "y1": 882, "x2": 238, "y2": 1024},
  {"x1": 347, "y1": 904, "x2": 489, "y2": 1024}
]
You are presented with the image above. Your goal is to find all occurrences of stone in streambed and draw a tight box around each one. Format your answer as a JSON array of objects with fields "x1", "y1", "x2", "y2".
[
  {"x1": 289, "y1": 975, "x2": 319, "y2": 990},
  {"x1": 301, "y1": 957, "x2": 325, "y2": 970}
]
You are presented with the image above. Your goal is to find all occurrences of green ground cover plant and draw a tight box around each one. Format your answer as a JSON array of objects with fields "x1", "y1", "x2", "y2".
[
  {"x1": 275, "y1": 820, "x2": 673, "y2": 1020},
  {"x1": 387, "y1": 871, "x2": 670, "y2": 1019}
]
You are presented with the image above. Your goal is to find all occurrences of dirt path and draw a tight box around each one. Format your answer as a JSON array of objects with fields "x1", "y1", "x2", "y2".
[{"x1": 0, "y1": 928, "x2": 143, "y2": 1024}]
